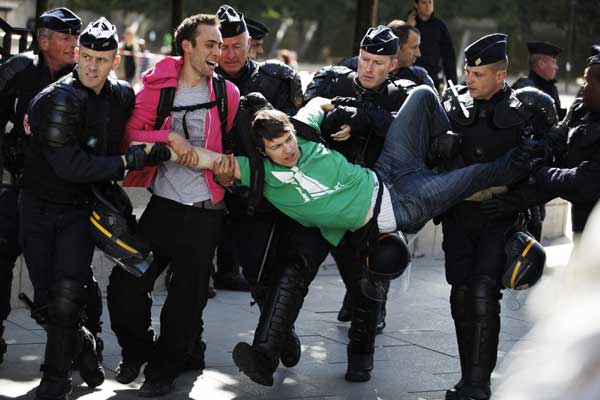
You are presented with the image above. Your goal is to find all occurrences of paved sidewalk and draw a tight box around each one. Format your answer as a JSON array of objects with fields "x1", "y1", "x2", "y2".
[{"x1": 0, "y1": 242, "x2": 571, "y2": 400}]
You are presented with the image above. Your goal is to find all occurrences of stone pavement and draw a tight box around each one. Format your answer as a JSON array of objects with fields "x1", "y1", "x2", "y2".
[{"x1": 0, "y1": 241, "x2": 571, "y2": 400}]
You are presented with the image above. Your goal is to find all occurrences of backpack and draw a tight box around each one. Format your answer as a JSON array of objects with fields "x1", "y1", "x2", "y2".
[{"x1": 153, "y1": 72, "x2": 228, "y2": 139}]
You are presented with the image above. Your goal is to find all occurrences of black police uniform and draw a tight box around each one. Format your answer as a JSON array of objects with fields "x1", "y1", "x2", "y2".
[
  {"x1": 214, "y1": 5, "x2": 330, "y2": 375},
  {"x1": 303, "y1": 26, "x2": 412, "y2": 381},
  {"x1": 0, "y1": 8, "x2": 102, "y2": 363},
  {"x1": 20, "y1": 17, "x2": 135, "y2": 395},
  {"x1": 415, "y1": 13, "x2": 457, "y2": 91},
  {"x1": 441, "y1": 34, "x2": 556, "y2": 400}
]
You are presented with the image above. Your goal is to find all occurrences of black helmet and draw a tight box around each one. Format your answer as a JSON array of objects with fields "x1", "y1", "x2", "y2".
[
  {"x1": 362, "y1": 232, "x2": 411, "y2": 301},
  {"x1": 502, "y1": 231, "x2": 546, "y2": 290},
  {"x1": 89, "y1": 182, "x2": 151, "y2": 277}
]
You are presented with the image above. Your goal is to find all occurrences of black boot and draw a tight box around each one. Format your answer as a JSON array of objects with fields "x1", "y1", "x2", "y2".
[
  {"x1": 76, "y1": 327, "x2": 105, "y2": 388},
  {"x1": 446, "y1": 285, "x2": 473, "y2": 399},
  {"x1": 337, "y1": 291, "x2": 354, "y2": 322},
  {"x1": 376, "y1": 301, "x2": 387, "y2": 334},
  {"x1": 115, "y1": 359, "x2": 145, "y2": 384},
  {"x1": 232, "y1": 342, "x2": 278, "y2": 386},
  {"x1": 183, "y1": 336, "x2": 206, "y2": 371},
  {"x1": 280, "y1": 327, "x2": 301, "y2": 368},
  {"x1": 345, "y1": 351, "x2": 373, "y2": 382},
  {"x1": 234, "y1": 255, "x2": 311, "y2": 385},
  {"x1": 346, "y1": 290, "x2": 378, "y2": 382},
  {"x1": 37, "y1": 280, "x2": 87, "y2": 400},
  {"x1": 0, "y1": 325, "x2": 6, "y2": 364}
]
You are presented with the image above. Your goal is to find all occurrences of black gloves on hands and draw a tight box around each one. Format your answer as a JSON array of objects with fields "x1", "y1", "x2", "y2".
[
  {"x1": 125, "y1": 143, "x2": 172, "y2": 170},
  {"x1": 125, "y1": 144, "x2": 146, "y2": 171},
  {"x1": 331, "y1": 96, "x2": 359, "y2": 108},
  {"x1": 321, "y1": 105, "x2": 369, "y2": 138},
  {"x1": 146, "y1": 142, "x2": 172, "y2": 166},
  {"x1": 511, "y1": 139, "x2": 550, "y2": 172}
]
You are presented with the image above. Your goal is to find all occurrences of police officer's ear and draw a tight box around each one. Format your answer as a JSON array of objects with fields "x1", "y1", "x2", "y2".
[
  {"x1": 37, "y1": 32, "x2": 51, "y2": 52},
  {"x1": 111, "y1": 52, "x2": 121, "y2": 71},
  {"x1": 389, "y1": 56, "x2": 398, "y2": 72},
  {"x1": 496, "y1": 69, "x2": 507, "y2": 84}
]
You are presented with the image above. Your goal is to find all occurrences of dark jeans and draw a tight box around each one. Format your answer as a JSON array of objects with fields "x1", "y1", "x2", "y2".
[
  {"x1": 374, "y1": 86, "x2": 526, "y2": 234},
  {"x1": 0, "y1": 186, "x2": 21, "y2": 324},
  {"x1": 135, "y1": 195, "x2": 224, "y2": 382},
  {"x1": 19, "y1": 190, "x2": 96, "y2": 305}
]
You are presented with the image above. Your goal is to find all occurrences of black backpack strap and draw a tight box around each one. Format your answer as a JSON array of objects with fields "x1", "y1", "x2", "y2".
[
  {"x1": 212, "y1": 73, "x2": 229, "y2": 137},
  {"x1": 154, "y1": 87, "x2": 176, "y2": 130}
]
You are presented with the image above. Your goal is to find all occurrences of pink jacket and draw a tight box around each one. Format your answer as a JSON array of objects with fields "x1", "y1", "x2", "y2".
[{"x1": 121, "y1": 56, "x2": 240, "y2": 204}]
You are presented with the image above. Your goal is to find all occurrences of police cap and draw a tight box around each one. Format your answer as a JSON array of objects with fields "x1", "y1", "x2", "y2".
[
  {"x1": 78, "y1": 17, "x2": 119, "y2": 51},
  {"x1": 38, "y1": 7, "x2": 81, "y2": 35},
  {"x1": 591, "y1": 45, "x2": 600, "y2": 57},
  {"x1": 527, "y1": 41, "x2": 562, "y2": 57},
  {"x1": 217, "y1": 5, "x2": 247, "y2": 38},
  {"x1": 360, "y1": 25, "x2": 399, "y2": 56},
  {"x1": 246, "y1": 17, "x2": 269, "y2": 40},
  {"x1": 588, "y1": 54, "x2": 600, "y2": 67},
  {"x1": 465, "y1": 33, "x2": 508, "y2": 67}
]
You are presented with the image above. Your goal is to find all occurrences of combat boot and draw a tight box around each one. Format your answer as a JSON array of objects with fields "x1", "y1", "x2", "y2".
[
  {"x1": 232, "y1": 342, "x2": 278, "y2": 386},
  {"x1": 76, "y1": 327, "x2": 104, "y2": 388},
  {"x1": 183, "y1": 337, "x2": 206, "y2": 371},
  {"x1": 345, "y1": 351, "x2": 373, "y2": 382}
]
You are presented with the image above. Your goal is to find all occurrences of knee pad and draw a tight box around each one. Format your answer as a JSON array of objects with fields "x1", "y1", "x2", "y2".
[
  {"x1": 48, "y1": 279, "x2": 87, "y2": 328},
  {"x1": 450, "y1": 284, "x2": 470, "y2": 322},
  {"x1": 469, "y1": 277, "x2": 501, "y2": 319}
]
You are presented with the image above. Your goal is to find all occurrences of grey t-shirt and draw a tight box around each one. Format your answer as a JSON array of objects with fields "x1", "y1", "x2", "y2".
[{"x1": 151, "y1": 84, "x2": 212, "y2": 203}]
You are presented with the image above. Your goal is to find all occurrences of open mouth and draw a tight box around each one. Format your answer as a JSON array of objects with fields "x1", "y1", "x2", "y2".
[{"x1": 207, "y1": 60, "x2": 217, "y2": 68}]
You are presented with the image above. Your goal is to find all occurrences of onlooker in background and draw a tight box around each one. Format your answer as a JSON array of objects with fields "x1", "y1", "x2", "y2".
[
  {"x1": 275, "y1": 49, "x2": 298, "y2": 70},
  {"x1": 246, "y1": 17, "x2": 269, "y2": 60},
  {"x1": 412, "y1": 0, "x2": 457, "y2": 92},
  {"x1": 137, "y1": 38, "x2": 151, "y2": 78},
  {"x1": 513, "y1": 41, "x2": 565, "y2": 119},
  {"x1": 120, "y1": 28, "x2": 138, "y2": 84}
]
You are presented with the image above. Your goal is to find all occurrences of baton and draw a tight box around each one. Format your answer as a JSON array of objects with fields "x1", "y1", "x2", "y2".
[{"x1": 448, "y1": 79, "x2": 470, "y2": 119}]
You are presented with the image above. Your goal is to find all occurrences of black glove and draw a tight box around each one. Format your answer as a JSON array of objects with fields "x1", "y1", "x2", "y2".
[
  {"x1": 145, "y1": 142, "x2": 171, "y2": 166},
  {"x1": 322, "y1": 106, "x2": 369, "y2": 137},
  {"x1": 240, "y1": 92, "x2": 271, "y2": 114},
  {"x1": 331, "y1": 96, "x2": 359, "y2": 108},
  {"x1": 511, "y1": 139, "x2": 549, "y2": 171},
  {"x1": 125, "y1": 144, "x2": 147, "y2": 170},
  {"x1": 545, "y1": 125, "x2": 568, "y2": 159}
]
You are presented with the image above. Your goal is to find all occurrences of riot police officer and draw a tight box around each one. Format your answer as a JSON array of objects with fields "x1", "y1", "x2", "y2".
[
  {"x1": 304, "y1": 25, "x2": 413, "y2": 381},
  {"x1": 0, "y1": 8, "x2": 103, "y2": 365},
  {"x1": 213, "y1": 5, "x2": 305, "y2": 293},
  {"x1": 20, "y1": 18, "x2": 145, "y2": 400},
  {"x1": 440, "y1": 34, "x2": 557, "y2": 400}
]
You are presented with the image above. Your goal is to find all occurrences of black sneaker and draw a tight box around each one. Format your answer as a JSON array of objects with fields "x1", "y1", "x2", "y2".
[
  {"x1": 232, "y1": 342, "x2": 277, "y2": 386},
  {"x1": 345, "y1": 352, "x2": 373, "y2": 382},
  {"x1": 35, "y1": 374, "x2": 72, "y2": 400},
  {"x1": 115, "y1": 360, "x2": 144, "y2": 384},
  {"x1": 77, "y1": 328, "x2": 105, "y2": 388},
  {"x1": 213, "y1": 272, "x2": 250, "y2": 292},
  {"x1": 138, "y1": 380, "x2": 174, "y2": 397}
]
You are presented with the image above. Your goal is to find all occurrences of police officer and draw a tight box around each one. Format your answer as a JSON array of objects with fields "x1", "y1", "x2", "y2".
[
  {"x1": 246, "y1": 17, "x2": 269, "y2": 60},
  {"x1": 513, "y1": 41, "x2": 564, "y2": 119},
  {"x1": 20, "y1": 18, "x2": 145, "y2": 400},
  {"x1": 304, "y1": 26, "x2": 413, "y2": 381},
  {"x1": 486, "y1": 54, "x2": 600, "y2": 237},
  {"x1": 0, "y1": 8, "x2": 103, "y2": 365},
  {"x1": 213, "y1": 5, "x2": 305, "y2": 292},
  {"x1": 440, "y1": 34, "x2": 557, "y2": 400}
]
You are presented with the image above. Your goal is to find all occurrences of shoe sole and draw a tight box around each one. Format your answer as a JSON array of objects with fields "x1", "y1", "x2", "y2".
[
  {"x1": 344, "y1": 371, "x2": 371, "y2": 382},
  {"x1": 232, "y1": 343, "x2": 274, "y2": 386}
]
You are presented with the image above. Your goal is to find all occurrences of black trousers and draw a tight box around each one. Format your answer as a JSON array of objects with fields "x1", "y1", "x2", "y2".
[
  {"x1": 0, "y1": 186, "x2": 21, "y2": 324},
  {"x1": 129, "y1": 195, "x2": 224, "y2": 382},
  {"x1": 19, "y1": 190, "x2": 96, "y2": 305}
]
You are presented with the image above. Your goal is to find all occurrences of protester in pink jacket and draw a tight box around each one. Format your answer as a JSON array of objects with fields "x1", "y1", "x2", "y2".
[{"x1": 106, "y1": 14, "x2": 240, "y2": 397}]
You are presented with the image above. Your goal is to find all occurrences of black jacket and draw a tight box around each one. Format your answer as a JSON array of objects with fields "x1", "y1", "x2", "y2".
[
  {"x1": 513, "y1": 70, "x2": 564, "y2": 119},
  {"x1": 23, "y1": 70, "x2": 134, "y2": 204}
]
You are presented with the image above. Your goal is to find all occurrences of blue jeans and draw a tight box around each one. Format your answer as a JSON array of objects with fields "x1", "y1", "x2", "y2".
[{"x1": 374, "y1": 86, "x2": 526, "y2": 233}]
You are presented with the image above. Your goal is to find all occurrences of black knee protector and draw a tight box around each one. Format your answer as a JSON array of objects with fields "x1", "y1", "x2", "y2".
[
  {"x1": 450, "y1": 284, "x2": 470, "y2": 322},
  {"x1": 48, "y1": 279, "x2": 87, "y2": 328},
  {"x1": 429, "y1": 131, "x2": 462, "y2": 162},
  {"x1": 469, "y1": 277, "x2": 501, "y2": 321}
]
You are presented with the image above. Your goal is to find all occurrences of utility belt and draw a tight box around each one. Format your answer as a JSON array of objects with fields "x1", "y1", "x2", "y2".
[{"x1": 183, "y1": 198, "x2": 226, "y2": 210}]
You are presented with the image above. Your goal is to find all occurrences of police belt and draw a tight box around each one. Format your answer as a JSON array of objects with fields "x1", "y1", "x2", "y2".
[{"x1": 182, "y1": 199, "x2": 226, "y2": 210}]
